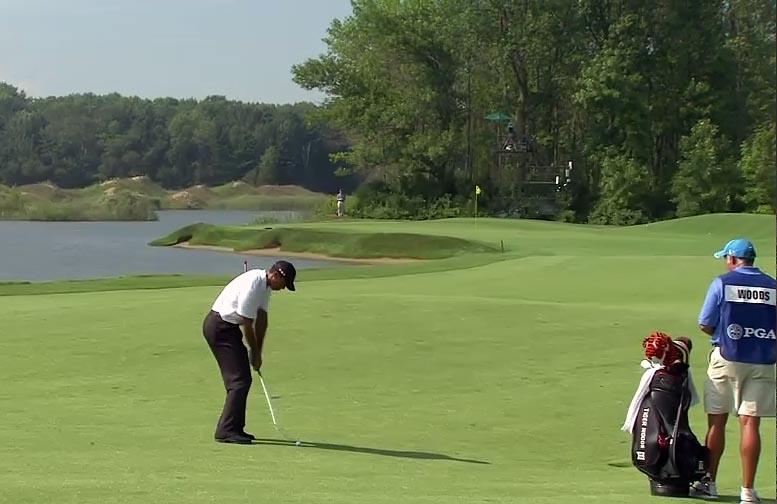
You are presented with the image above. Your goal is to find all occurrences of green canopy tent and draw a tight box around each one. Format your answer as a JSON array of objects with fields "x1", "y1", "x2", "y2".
[
  {"x1": 485, "y1": 112, "x2": 513, "y2": 150},
  {"x1": 484, "y1": 112, "x2": 511, "y2": 122}
]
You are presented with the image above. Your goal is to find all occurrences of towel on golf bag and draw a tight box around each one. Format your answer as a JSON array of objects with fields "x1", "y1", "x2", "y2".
[
  {"x1": 621, "y1": 360, "x2": 699, "y2": 434},
  {"x1": 621, "y1": 333, "x2": 707, "y2": 484},
  {"x1": 622, "y1": 333, "x2": 699, "y2": 434}
]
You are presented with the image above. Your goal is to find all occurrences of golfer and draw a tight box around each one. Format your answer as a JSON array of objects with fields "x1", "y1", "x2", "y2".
[
  {"x1": 690, "y1": 239, "x2": 775, "y2": 503},
  {"x1": 202, "y1": 260, "x2": 296, "y2": 444}
]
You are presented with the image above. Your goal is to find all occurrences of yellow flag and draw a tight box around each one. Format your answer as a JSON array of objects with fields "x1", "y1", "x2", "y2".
[{"x1": 475, "y1": 185, "x2": 482, "y2": 195}]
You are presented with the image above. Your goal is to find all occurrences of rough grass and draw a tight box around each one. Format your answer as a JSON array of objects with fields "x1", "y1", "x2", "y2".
[
  {"x1": 167, "y1": 182, "x2": 327, "y2": 211},
  {"x1": 0, "y1": 214, "x2": 774, "y2": 504},
  {"x1": 0, "y1": 177, "x2": 330, "y2": 220},
  {"x1": 0, "y1": 184, "x2": 160, "y2": 221},
  {"x1": 203, "y1": 194, "x2": 325, "y2": 211}
]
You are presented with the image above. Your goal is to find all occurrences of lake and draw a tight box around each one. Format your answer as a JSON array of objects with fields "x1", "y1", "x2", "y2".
[{"x1": 0, "y1": 210, "x2": 342, "y2": 282}]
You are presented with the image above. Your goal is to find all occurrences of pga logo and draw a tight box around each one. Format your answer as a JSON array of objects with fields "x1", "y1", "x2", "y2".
[
  {"x1": 726, "y1": 324, "x2": 776, "y2": 340},
  {"x1": 726, "y1": 324, "x2": 744, "y2": 340}
]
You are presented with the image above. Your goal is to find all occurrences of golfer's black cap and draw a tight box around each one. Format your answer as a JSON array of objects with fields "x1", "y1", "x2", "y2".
[{"x1": 273, "y1": 260, "x2": 297, "y2": 291}]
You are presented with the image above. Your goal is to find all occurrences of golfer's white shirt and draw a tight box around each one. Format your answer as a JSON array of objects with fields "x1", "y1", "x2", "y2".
[{"x1": 211, "y1": 269, "x2": 271, "y2": 324}]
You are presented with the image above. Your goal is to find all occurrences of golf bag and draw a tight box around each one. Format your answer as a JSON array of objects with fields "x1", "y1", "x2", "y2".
[{"x1": 630, "y1": 362, "x2": 709, "y2": 497}]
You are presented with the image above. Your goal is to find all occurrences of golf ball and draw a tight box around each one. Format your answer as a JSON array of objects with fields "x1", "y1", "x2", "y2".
[{"x1": 295, "y1": 440, "x2": 301, "y2": 447}]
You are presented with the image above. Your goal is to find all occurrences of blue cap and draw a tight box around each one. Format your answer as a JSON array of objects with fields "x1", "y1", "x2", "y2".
[{"x1": 713, "y1": 239, "x2": 756, "y2": 259}]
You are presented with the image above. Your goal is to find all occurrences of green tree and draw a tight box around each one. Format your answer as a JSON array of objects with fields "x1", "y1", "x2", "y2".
[
  {"x1": 588, "y1": 152, "x2": 652, "y2": 225},
  {"x1": 722, "y1": 0, "x2": 776, "y2": 145},
  {"x1": 293, "y1": 0, "x2": 464, "y2": 196},
  {"x1": 254, "y1": 145, "x2": 281, "y2": 186},
  {"x1": 0, "y1": 86, "x2": 346, "y2": 193},
  {"x1": 739, "y1": 122, "x2": 776, "y2": 213},
  {"x1": 0, "y1": 83, "x2": 29, "y2": 130},
  {"x1": 671, "y1": 119, "x2": 740, "y2": 217}
]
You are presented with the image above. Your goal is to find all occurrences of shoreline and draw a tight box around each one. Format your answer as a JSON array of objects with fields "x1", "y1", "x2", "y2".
[{"x1": 173, "y1": 242, "x2": 423, "y2": 265}]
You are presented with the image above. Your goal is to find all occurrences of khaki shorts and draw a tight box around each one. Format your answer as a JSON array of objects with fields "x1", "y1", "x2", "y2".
[{"x1": 704, "y1": 347, "x2": 776, "y2": 417}]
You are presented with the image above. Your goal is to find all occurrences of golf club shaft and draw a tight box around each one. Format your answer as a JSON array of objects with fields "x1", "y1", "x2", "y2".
[
  {"x1": 257, "y1": 373, "x2": 297, "y2": 441},
  {"x1": 258, "y1": 373, "x2": 279, "y2": 426}
]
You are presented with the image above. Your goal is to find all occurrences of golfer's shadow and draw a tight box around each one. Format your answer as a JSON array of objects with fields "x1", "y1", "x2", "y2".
[{"x1": 252, "y1": 438, "x2": 490, "y2": 465}]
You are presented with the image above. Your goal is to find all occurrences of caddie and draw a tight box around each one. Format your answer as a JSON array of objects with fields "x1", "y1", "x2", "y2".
[{"x1": 690, "y1": 239, "x2": 776, "y2": 504}]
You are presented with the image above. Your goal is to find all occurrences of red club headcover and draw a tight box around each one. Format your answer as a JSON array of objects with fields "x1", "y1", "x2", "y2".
[{"x1": 642, "y1": 331, "x2": 678, "y2": 365}]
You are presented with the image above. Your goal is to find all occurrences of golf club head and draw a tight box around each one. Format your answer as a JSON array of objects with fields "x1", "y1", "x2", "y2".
[{"x1": 274, "y1": 425, "x2": 296, "y2": 442}]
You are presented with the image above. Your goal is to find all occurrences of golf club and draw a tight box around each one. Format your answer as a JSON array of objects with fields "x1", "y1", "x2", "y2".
[{"x1": 258, "y1": 372, "x2": 299, "y2": 444}]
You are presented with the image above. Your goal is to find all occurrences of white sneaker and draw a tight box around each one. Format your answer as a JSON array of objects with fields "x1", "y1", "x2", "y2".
[
  {"x1": 689, "y1": 477, "x2": 718, "y2": 500},
  {"x1": 740, "y1": 487, "x2": 761, "y2": 503}
]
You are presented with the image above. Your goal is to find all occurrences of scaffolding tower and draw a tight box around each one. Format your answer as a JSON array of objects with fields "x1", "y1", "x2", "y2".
[{"x1": 484, "y1": 113, "x2": 571, "y2": 218}]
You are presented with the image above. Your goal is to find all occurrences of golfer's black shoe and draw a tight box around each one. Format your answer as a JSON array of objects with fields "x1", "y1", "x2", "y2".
[
  {"x1": 215, "y1": 434, "x2": 253, "y2": 445},
  {"x1": 240, "y1": 431, "x2": 256, "y2": 440}
]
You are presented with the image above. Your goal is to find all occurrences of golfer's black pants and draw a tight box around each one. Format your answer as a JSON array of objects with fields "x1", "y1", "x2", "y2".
[{"x1": 203, "y1": 310, "x2": 251, "y2": 438}]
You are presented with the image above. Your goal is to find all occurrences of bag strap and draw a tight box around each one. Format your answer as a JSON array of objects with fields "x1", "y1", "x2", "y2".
[{"x1": 667, "y1": 373, "x2": 689, "y2": 475}]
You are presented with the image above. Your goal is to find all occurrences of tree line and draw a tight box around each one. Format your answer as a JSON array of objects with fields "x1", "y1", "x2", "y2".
[
  {"x1": 292, "y1": 0, "x2": 776, "y2": 223},
  {"x1": 1, "y1": 0, "x2": 774, "y2": 223},
  {"x1": 0, "y1": 83, "x2": 354, "y2": 193}
]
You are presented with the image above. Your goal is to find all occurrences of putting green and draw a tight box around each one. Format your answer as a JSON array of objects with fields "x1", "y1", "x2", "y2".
[{"x1": 0, "y1": 214, "x2": 774, "y2": 503}]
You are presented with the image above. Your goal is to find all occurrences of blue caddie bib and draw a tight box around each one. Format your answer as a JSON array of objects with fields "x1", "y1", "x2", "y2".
[{"x1": 717, "y1": 269, "x2": 777, "y2": 365}]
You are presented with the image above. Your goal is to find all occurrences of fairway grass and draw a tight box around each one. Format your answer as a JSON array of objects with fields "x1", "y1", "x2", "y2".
[{"x1": 0, "y1": 214, "x2": 775, "y2": 503}]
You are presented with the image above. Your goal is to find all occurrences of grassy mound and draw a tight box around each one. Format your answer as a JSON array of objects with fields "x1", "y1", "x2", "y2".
[
  {"x1": 164, "y1": 182, "x2": 327, "y2": 211},
  {"x1": 1, "y1": 177, "x2": 164, "y2": 221},
  {"x1": 149, "y1": 222, "x2": 499, "y2": 260},
  {"x1": 201, "y1": 182, "x2": 327, "y2": 211},
  {"x1": 0, "y1": 182, "x2": 160, "y2": 221},
  {"x1": 91, "y1": 176, "x2": 169, "y2": 198},
  {"x1": 209, "y1": 181, "x2": 322, "y2": 198},
  {"x1": 17, "y1": 182, "x2": 71, "y2": 202},
  {"x1": 615, "y1": 213, "x2": 774, "y2": 241},
  {"x1": 0, "y1": 177, "x2": 331, "y2": 220}
]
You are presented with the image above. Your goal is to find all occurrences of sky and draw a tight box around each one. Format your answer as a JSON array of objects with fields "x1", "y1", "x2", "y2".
[{"x1": 0, "y1": 0, "x2": 354, "y2": 104}]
